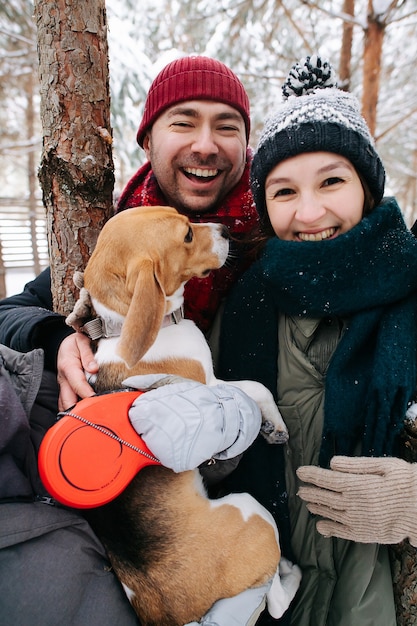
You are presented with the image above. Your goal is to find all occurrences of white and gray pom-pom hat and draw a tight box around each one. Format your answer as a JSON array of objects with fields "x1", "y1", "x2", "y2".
[{"x1": 251, "y1": 55, "x2": 386, "y2": 218}]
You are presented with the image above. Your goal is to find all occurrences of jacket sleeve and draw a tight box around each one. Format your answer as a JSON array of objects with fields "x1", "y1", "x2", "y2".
[{"x1": 0, "y1": 267, "x2": 73, "y2": 371}]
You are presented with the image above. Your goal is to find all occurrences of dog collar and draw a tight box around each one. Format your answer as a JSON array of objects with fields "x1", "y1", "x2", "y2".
[
  {"x1": 81, "y1": 306, "x2": 184, "y2": 340},
  {"x1": 161, "y1": 305, "x2": 184, "y2": 327}
]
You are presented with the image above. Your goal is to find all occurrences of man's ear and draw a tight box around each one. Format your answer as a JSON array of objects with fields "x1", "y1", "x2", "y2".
[{"x1": 142, "y1": 132, "x2": 151, "y2": 160}]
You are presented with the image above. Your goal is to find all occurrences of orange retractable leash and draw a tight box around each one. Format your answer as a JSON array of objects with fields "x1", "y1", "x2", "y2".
[{"x1": 38, "y1": 390, "x2": 161, "y2": 508}]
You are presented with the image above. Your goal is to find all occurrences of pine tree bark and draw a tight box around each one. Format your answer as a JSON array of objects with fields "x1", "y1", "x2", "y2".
[
  {"x1": 338, "y1": 0, "x2": 355, "y2": 91},
  {"x1": 361, "y1": 0, "x2": 384, "y2": 136},
  {"x1": 33, "y1": 0, "x2": 114, "y2": 316}
]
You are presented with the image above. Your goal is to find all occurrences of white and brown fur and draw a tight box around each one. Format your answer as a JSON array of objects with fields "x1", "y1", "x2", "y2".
[{"x1": 66, "y1": 205, "x2": 301, "y2": 626}]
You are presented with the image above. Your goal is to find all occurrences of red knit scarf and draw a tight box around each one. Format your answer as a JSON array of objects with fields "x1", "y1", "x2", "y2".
[{"x1": 117, "y1": 148, "x2": 259, "y2": 333}]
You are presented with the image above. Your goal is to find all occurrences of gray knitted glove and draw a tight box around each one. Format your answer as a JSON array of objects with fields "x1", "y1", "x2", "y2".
[
  {"x1": 297, "y1": 456, "x2": 417, "y2": 545},
  {"x1": 124, "y1": 375, "x2": 262, "y2": 472}
]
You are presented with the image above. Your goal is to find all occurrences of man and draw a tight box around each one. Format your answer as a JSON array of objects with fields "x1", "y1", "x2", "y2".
[
  {"x1": 0, "y1": 55, "x2": 258, "y2": 411},
  {"x1": 0, "y1": 57, "x2": 283, "y2": 626}
]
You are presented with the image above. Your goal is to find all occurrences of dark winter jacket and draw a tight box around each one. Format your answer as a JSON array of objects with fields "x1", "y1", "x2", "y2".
[
  {"x1": 0, "y1": 343, "x2": 59, "y2": 501},
  {"x1": 0, "y1": 343, "x2": 140, "y2": 624}
]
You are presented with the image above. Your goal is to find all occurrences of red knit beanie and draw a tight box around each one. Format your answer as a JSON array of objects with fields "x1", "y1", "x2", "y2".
[{"x1": 136, "y1": 56, "x2": 250, "y2": 147}]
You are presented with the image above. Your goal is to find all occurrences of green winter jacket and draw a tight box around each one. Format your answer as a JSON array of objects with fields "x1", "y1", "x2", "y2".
[
  {"x1": 277, "y1": 313, "x2": 396, "y2": 626},
  {"x1": 218, "y1": 311, "x2": 396, "y2": 626}
]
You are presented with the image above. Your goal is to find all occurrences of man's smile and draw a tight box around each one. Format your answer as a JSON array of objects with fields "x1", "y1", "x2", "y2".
[{"x1": 183, "y1": 167, "x2": 220, "y2": 181}]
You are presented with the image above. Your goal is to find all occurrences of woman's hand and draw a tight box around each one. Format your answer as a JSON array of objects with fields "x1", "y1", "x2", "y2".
[{"x1": 297, "y1": 455, "x2": 417, "y2": 545}]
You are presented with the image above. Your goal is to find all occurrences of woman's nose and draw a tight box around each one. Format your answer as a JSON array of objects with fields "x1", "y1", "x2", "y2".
[{"x1": 295, "y1": 194, "x2": 326, "y2": 223}]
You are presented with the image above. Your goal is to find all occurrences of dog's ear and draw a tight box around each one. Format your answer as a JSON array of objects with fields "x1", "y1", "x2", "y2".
[{"x1": 118, "y1": 258, "x2": 166, "y2": 368}]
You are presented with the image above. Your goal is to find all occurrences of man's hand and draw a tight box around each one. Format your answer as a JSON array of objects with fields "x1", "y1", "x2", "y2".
[
  {"x1": 57, "y1": 333, "x2": 98, "y2": 410},
  {"x1": 297, "y1": 456, "x2": 417, "y2": 545}
]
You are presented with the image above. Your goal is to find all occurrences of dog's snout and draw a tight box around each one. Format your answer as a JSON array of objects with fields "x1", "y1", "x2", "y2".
[{"x1": 220, "y1": 225, "x2": 230, "y2": 240}]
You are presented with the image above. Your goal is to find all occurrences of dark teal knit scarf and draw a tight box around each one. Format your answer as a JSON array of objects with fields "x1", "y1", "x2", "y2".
[{"x1": 222, "y1": 198, "x2": 417, "y2": 466}]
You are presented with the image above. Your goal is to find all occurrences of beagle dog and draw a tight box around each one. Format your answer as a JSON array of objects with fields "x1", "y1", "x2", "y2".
[{"x1": 66, "y1": 206, "x2": 300, "y2": 626}]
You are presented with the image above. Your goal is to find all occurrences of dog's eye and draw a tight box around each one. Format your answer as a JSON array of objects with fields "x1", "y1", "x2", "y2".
[{"x1": 184, "y1": 226, "x2": 193, "y2": 243}]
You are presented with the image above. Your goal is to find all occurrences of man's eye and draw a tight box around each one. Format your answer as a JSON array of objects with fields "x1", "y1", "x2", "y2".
[
  {"x1": 218, "y1": 125, "x2": 239, "y2": 132},
  {"x1": 184, "y1": 226, "x2": 193, "y2": 243}
]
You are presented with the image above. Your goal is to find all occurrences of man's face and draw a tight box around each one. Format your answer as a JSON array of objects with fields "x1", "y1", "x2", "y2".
[{"x1": 143, "y1": 100, "x2": 247, "y2": 214}]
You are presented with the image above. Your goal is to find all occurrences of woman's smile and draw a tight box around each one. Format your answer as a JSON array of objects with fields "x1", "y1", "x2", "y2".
[{"x1": 297, "y1": 227, "x2": 338, "y2": 242}]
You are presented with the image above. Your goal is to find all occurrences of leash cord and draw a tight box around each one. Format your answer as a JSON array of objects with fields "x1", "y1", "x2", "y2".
[{"x1": 57, "y1": 411, "x2": 160, "y2": 463}]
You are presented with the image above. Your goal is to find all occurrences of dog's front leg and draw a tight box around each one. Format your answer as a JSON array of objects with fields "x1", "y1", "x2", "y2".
[{"x1": 220, "y1": 379, "x2": 288, "y2": 444}]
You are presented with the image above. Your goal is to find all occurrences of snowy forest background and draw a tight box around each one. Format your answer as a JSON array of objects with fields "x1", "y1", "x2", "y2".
[{"x1": 0, "y1": 0, "x2": 416, "y2": 294}]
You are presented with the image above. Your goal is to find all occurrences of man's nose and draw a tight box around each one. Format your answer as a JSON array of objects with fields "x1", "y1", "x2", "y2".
[{"x1": 191, "y1": 127, "x2": 219, "y2": 156}]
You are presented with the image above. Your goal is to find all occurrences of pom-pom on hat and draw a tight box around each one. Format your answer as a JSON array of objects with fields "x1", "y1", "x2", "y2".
[
  {"x1": 136, "y1": 55, "x2": 250, "y2": 147},
  {"x1": 251, "y1": 55, "x2": 385, "y2": 219}
]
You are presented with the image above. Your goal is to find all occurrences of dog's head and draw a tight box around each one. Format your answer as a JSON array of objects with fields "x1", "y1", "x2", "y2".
[{"x1": 82, "y1": 206, "x2": 229, "y2": 367}]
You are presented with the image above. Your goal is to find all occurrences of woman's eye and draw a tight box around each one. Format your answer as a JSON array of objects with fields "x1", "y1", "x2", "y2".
[
  {"x1": 323, "y1": 176, "x2": 343, "y2": 187},
  {"x1": 274, "y1": 188, "x2": 294, "y2": 197},
  {"x1": 184, "y1": 226, "x2": 193, "y2": 243}
]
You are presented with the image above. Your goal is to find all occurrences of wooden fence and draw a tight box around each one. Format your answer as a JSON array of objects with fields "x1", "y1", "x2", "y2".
[{"x1": 0, "y1": 198, "x2": 49, "y2": 299}]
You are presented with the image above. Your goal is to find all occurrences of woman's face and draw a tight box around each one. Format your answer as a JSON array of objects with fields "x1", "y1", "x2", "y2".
[{"x1": 265, "y1": 152, "x2": 365, "y2": 241}]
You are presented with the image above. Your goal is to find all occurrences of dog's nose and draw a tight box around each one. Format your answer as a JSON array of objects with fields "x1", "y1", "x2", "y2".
[{"x1": 220, "y1": 225, "x2": 230, "y2": 239}]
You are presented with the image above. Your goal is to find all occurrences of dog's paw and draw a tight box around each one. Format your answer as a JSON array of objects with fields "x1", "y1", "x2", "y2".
[
  {"x1": 66, "y1": 286, "x2": 94, "y2": 330},
  {"x1": 73, "y1": 271, "x2": 85, "y2": 289},
  {"x1": 225, "y1": 380, "x2": 289, "y2": 445},
  {"x1": 261, "y1": 420, "x2": 289, "y2": 444},
  {"x1": 267, "y1": 559, "x2": 302, "y2": 618}
]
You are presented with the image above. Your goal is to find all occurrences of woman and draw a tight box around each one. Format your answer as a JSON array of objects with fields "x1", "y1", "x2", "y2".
[{"x1": 218, "y1": 55, "x2": 417, "y2": 625}]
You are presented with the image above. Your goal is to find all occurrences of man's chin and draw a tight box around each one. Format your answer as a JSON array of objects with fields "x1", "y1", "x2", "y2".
[{"x1": 176, "y1": 194, "x2": 223, "y2": 215}]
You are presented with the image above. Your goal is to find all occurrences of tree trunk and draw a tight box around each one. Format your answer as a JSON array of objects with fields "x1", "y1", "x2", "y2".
[
  {"x1": 33, "y1": 0, "x2": 114, "y2": 316},
  {"x1": 338, "y1": 0, "x2": 355, "y2": 91},
  {"x1": 361, "y1": 0, "x2": 385, "y2": 136}
]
